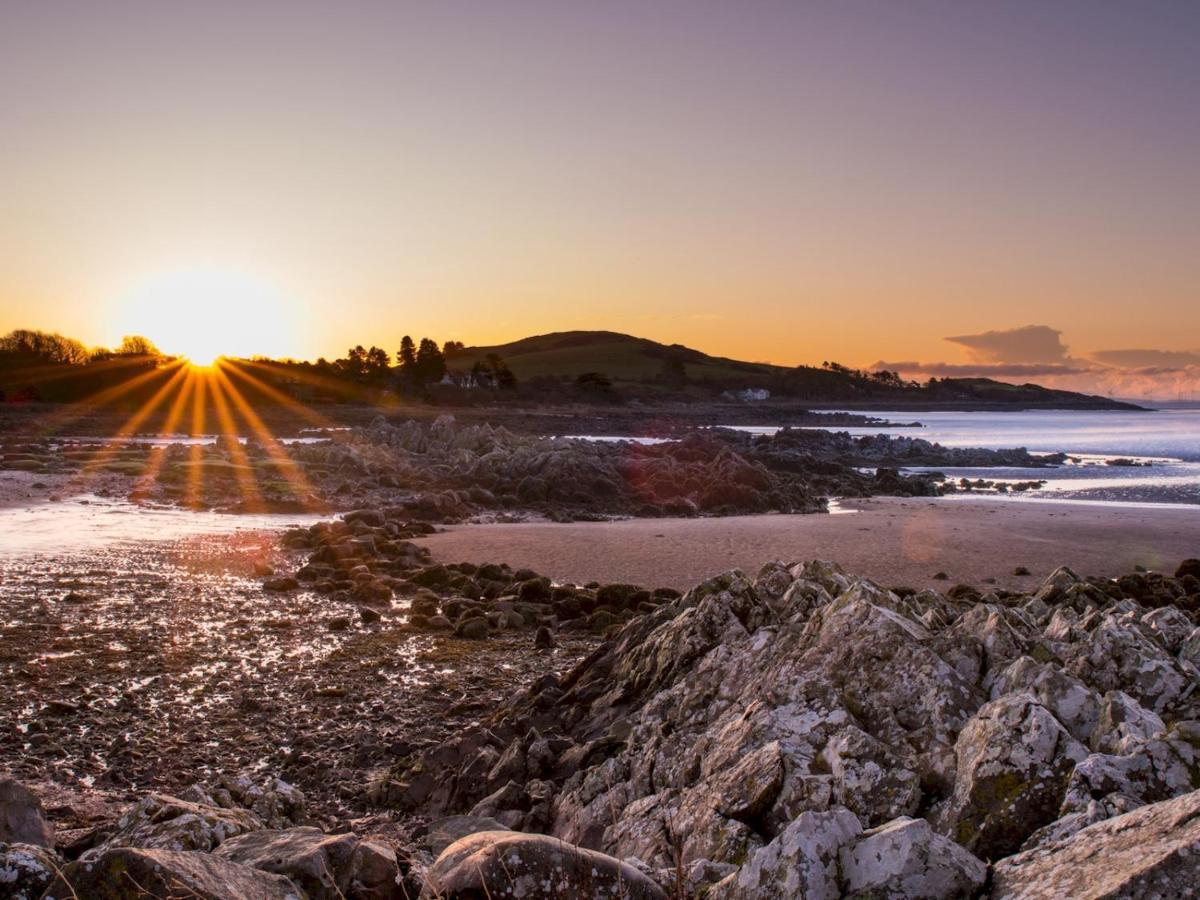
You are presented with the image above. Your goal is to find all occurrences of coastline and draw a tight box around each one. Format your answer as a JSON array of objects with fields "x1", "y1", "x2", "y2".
[{"x1": 413, "y1": 495, "x2": 1200, "y2": 591}]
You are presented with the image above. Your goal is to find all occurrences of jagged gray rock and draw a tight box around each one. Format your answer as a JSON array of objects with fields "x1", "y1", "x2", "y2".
[
  {"x1": 991, "y1": 788, "x2": 1200, "y2": 899},
  {"x1": 42, "y1": 846, "x2": 303, "y2": 899},
  {"x1": 393, "y1": 561, "x2": 1200, "y2": 893},
  {"x1": 214, "y1": 826, "x2": 402, "y2": 899},
  {"x1": 0, "y1": 843, "x2": 60, "y2": 900},
  {"x1": 839, "y1": 817, "x2": 987, "y2": 899}
]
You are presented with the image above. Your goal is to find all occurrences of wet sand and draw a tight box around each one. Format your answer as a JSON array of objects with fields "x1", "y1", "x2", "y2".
[{"x1": 414, "y1": 497, "x2": 1200, "y2": 591}]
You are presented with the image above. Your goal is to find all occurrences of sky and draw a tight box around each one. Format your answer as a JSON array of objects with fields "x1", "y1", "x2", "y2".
[{"x1": 1, "y1": 1, "x2": 1197, "y2": 397}]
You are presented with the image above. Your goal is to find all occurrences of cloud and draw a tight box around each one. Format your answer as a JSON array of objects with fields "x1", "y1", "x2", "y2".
[
  {"x1": 944, "y1": 325, "x2": 1070, "y2": 364},
  {"x1": 873, "y1": 360, "x2": 1092, "y2": 378},
  {"x1": 1088, "y1": 348, "x2": 1200, "y2": 369},
  {"x1": 860, "y1": 324, "x2": 1200, "y2": 399}
]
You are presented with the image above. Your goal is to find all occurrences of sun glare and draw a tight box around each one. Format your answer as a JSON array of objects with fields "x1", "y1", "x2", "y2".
[{"x1": 115, "y1": 268, "x2": 296, "y2": 365}]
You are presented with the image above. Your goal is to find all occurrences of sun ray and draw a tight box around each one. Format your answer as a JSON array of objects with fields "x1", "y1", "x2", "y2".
[
  {"x1": 185, "y1": 375, "x2": 208, "y2": 508},
  {"x1": 221, "y1": 359, "x2": 344, "y2": 433},
  {"x1": 212, "y1": 364, "x2": 319, "y2": 504},
  {"x1": 130, "y1": 369, "x2": 198, "y2": 498},
  {"x1": 207, "y1": 373, "x2": 263, "y2": 508},
  {"x1": 27, "y1": 359, "x2": 186, "y2": 437},
  {"x1": 69, "y1": 364, "x2": 190, "y2": 491}
]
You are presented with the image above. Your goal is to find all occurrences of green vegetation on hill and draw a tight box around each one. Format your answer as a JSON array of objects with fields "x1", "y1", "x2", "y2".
[{"x1": 450, "y1": 331, "x2": 1139, "y2": 409}]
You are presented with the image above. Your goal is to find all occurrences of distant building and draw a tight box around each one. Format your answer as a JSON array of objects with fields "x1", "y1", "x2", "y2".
[{"x1": 722, "y1": 387, "x2": 771, "y2": 402}]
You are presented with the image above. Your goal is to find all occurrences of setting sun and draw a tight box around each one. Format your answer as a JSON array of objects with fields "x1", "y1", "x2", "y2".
[{"x1": 114, "y1": 269, "x2": 296, "y2": 365}]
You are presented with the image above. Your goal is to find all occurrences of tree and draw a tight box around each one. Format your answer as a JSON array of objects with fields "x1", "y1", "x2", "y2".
[
  {"x1": 117, "y1": 335, "x2": 161, "y2": 356},
  {"x1": 0, "y1": 329, "x2": 90, "y2": 365},
  {"x1": 414, "y1": 338, "x2": 445, "y2": 384},
  {"x1": 364, "y1": 346, "x2": 392, "y2": 381},
  {"x1": 338, "y1": 345, "x2": 368, "y2": 379},
  {"x1": 483, "y1": 352, "x2": 516, "y2": 390},
  {"x1": 442, "y1": 340, "x2": 465, "y2": 356},
  {"x1": 398, "y1": 336, "x2": 416, "y2": 378}
]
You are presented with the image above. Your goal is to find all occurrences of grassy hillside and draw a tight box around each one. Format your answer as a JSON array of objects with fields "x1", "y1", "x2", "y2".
[
  {"x1": 449, "y1": 330, "x2": 776, "y2": 382},
  {"x1": 448, "y1": 330, "x2": 1140, "y2": 409}
]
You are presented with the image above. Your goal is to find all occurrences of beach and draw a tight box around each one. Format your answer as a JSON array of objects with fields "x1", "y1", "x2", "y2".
[{"x1": 414, "y1": 496, "x2": 1200, "y2": 591}]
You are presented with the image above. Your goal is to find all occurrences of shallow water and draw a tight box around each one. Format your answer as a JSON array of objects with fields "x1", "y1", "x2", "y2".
[
  {"x1": 0, "y1": 493, "x2": 323, "y2": 558},
  {"x1": 787, "y1": 408, "x2": 1200, "y2": 506},
  {"x1": 572, "y1": 409, "x2": 1200, "y2": 506}
]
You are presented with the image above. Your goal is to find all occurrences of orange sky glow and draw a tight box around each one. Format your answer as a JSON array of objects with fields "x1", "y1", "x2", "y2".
[{"x1": 2, "y1": 2, "x2": 1197, "y2": 399}]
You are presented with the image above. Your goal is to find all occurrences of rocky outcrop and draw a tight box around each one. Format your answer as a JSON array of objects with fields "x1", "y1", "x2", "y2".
[
  {"x1": 43, "y1": 846, "x2": 304, "y2": 899},
  {"x1": 214, "y1": 826, "x2": 403, "y2": 899},
  {"x1": 991, "y1": 788, "x2": 1200, "y2": 899},
  {"x1": 389, "y1": 561, "x2": 1200, "y2": 894},
  {"x1": 419, "y1": 831, "x2": 667, "y2": 899},
  {"x1": 0, "y1": 842, "x2": 59, "y2": 900},
  {"x1": 0, "y1": 780, "x2": 53, "y2": 849}
]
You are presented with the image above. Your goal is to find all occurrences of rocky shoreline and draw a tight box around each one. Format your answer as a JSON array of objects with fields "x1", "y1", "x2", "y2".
[
  {"x1": 2, "y1": 416, "x2": 1064, "y2": 520},
  {"x1": 3, "y1": 505, "x2": 1198, "y2": 897}
]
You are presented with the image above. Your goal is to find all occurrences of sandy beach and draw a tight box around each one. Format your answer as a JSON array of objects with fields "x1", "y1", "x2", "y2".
[{"x1": 414, "y1": 496, "x2": 1200, "y2": 591}]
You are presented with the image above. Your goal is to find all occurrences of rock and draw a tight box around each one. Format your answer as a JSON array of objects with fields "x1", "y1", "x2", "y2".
[
  {"x1": 360, "y1": 606, "x2": 381, "y2": 624},
  {"x1": 420, "y1": 831, "x2": 666, "y2": 899},
  {"x1": 938, "y1": 694, "x2": 1086, "y2": 860},
  {"x1": 990, "y1": 657, "x2": 1100, "y2": 743},
  {"x1": 708, "y1": 808, "x2": 861, "y2": 900},
  {"x1": 91, "y1": 793, "x2": 263, "y2": 853},
  {"x1": 263, "y1": 576, "x2": 300, "y2": 592},
  {"x1": 838, "y1": 817, "x2": 987, "y2": 899},
  {"x1": 344, "y1": 509, "x2": 386, "y2": 527},
  {"x1": 1175, "y1": 558, "x2": 1200, "y2": 580},
  {"x1": 328, "y1": 616, "x2": 351, "y2": 631},
  {"x1": 43, "y1": 846, "x2": 302, "y2": 899},
  {"x1": 214, "y1": 826, "x2": 402, "y2": 899},
  {"x1": 991, "y1": 788, "x2": 1200, "y2": 899},
  {"x1": 0, "y1": 780, "x2": 54, "y2": 849},
  {"x1": 819, "y1": 726, "x2": 921, "y2": 824},
  {"x1": 1091, "y1": 689, "x2": 1165, "y2": 754},
  {"x1": 0, "y1": 842, "x2": 60, "y2": 899},
  {"x1": 457, "y1": 618, "x2": 489, "y2": 640},
  {"x1": 424, "y1": 815, "x2": 510, "y2": 858}
]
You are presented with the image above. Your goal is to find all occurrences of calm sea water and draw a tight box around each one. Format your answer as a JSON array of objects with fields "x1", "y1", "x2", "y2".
[{"x1": 749, "y1": 408, "x2": 1200, "y2": 507}]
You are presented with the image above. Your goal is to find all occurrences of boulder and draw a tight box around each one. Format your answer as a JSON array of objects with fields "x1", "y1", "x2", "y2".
[
  {"x1": 419, "y1": 831, "x2": 666, "y2": 899},
  {"x1": 214, "y1": 826, "x2": 402, "y2": 899},
  {"x1": 838, "y1": 817, "x2": 987, "y2": 899},
  {"x1": 1175, "y1": 558, "x2": 1200, "y2": 580},
  {"x1": 42, "y1": 846, "x2": 302, "y2": 899},
  {"x1": 424, "y1": 815, "x2": 510, "y2": 858},
  {"x1": 0, "y1": 781, "x2": 54, "y2": 849},
  {"x1": 707, "y1": 808, "x2": 861, "y2": 900},
  {"x1": 938, "y1": 694, "x2": 1085, "y2": 860},
  {"x1": 1091, "y1": 689, "x2": 1165, "y2": 754},
  {"x1": 991, "y1": 788, "x2": 1200, "y2": 899},
  {"x1": 90, "y1": 793, "x2": 263, "y2": 853},
  {"x1": 0, "y1": 842, "x2": 60, "y2": 900}
]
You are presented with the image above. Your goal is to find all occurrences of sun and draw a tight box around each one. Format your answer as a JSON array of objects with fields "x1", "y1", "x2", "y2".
[{"x1": 114, "y1": 268, "x2": 297, "y2": 366}]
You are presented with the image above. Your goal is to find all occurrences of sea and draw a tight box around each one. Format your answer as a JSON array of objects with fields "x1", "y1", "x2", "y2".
[{"x1": 736, "y1": 408, "x2": 1200, "y2": 508}]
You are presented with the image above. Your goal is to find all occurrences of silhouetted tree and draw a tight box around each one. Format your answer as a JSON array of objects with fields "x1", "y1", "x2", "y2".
[
  {"x1": 414, "y1": 338, "x2": 446, "y2": 384},
  {"x1": 442, "y1": 340, "x2": 465, "y2": 356},
  {"x1": 364, "y1": 346, "x2": 392, "y2": 381},
  {"x1": 481, "y1": 352, "x2": 516, "y2": 390},
  {"x1": 338, "y1": 345, "x2": 368, "y2": 379},
  {"x1": 117, "y1": 335, "x2": 161, "y2": 356},
  {"x1": 398, "y1": 336, "x2": 416, "y2": 378},
  {"x1": 0, "y1": 329, "x2": 90, "y2": 365}
]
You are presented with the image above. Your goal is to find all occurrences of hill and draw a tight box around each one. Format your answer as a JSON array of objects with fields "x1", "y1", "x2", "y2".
[{"x1": 449, "y1": 330, "x2": 1141, "y2": 409}]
